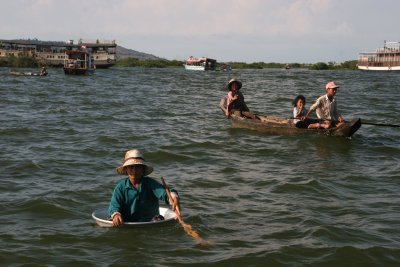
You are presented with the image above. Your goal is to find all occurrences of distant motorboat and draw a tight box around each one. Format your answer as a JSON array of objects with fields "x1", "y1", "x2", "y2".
[{"x1": 183, "y1": 56, "x2": 217, "y2": 71}]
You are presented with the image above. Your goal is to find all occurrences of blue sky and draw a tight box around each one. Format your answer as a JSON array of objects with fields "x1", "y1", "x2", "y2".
[{"x1": 1, "y1": 0, "x2": 399, "y2": 63}]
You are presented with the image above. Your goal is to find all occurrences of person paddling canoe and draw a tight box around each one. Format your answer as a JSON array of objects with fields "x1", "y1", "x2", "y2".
[
  {"x1": 108, "y1": 149, "x2": 180, "y2": 226},
  {"x1": 303, "y1": 81, "x2": 345, "y2": 129},
  {"x1": 226, "y1": 78, "x2": 258, "y2": 119}
]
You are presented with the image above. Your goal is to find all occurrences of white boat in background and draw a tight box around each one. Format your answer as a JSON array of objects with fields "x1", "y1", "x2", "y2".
[
  {"x1": 0, "y1": 39, "x2": 116, "y2": 68},
  {"x1": 358, "y1": 41, "x2": 400, "y2": 71},
  {"x1": 183, "y1": 56, "x2": 217, "y2": 71}
]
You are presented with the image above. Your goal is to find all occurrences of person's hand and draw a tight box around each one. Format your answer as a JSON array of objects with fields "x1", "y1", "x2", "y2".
[
  {"x1": 112, "y1": 213, "x2": 124, "y2": 227},
  {"x1": 171, "y1": 195, "x2": 181, "y2": 215},
  {"x1": 338, "y1": 116, "x2": 345, "y2": 123},
  {"x1": 301, "y1": 116, "x2": 307, "y2": 121}
]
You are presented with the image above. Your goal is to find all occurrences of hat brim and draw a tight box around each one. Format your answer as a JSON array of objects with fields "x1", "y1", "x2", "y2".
[
  {"x1": 326, "y1": 85, "x2": 340, "y2": 90},
  {"x1": 116, "y1": 159, "x2": 153, "y2": 176}
]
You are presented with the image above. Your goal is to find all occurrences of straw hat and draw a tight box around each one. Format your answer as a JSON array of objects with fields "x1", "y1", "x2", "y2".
[
  {"x1": 116, "y1": 149, "x2": 154, "y2": 176},
  {"x1": 227, "y1": 78, "x2": 242, "y2": 90}
]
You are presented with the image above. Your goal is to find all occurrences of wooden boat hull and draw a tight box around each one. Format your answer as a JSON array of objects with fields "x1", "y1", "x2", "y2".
[
  {"x1": 63, "y1": 67, "x2": 94, "y2": 75},
  {"x1": 220, "y1": 98, "x2": 361, "y2": 137},
  {"x1": 9, "y1": 71, "x2": 46, "y2": 76}
]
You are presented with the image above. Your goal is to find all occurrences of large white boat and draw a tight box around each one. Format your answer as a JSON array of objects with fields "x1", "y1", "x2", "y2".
[
  {"x1": 0, "y1": 39, "x2": 116, "y2": 68},
  {"x1": 183, "y1": 56, "x2": 217, "y2": 71},
  {"x1": 358, "y1": 41, "x2": 400, "y2": 71}
]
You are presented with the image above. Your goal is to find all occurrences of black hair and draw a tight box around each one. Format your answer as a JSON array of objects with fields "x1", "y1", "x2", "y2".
[{"x1": 292, "y1": 95, "x2": 306, "y2": 107}]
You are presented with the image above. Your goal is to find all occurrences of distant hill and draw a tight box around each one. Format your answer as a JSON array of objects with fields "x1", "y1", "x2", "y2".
[{"x1": 116, "y1": 46, "x2": 166, "y2": 61}]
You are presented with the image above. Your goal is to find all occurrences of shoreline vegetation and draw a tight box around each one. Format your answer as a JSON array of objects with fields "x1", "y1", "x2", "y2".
[
  {"x1": 114, "y1": 58, "x2": 359, "y2": 70},
  {"x1": 0, "y1": 55, "x2": 358, "y2": 70}
]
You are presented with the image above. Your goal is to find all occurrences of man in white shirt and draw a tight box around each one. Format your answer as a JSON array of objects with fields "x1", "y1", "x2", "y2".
[{"x1": 304, "y1": 81, "x2": 345, "y2": 129}]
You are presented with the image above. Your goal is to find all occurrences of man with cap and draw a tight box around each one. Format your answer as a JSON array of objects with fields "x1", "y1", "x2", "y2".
[
  {"x1": 109, "y1": 149, "x2": 180, "y2": 226},
  {"x1": 303, "y1": 81, "x2": 345, "y2": 129},
  {"x1": 226, "y1": 78, "x2": 258, "y2": 119}
]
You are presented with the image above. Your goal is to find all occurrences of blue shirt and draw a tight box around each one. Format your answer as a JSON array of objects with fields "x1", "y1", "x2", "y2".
[{"x1": 108, "y1": 177, "x2": 177, "y2": 222}]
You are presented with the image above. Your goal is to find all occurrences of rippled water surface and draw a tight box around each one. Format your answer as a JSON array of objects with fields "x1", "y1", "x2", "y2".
[{"x1": 1, "y1": 67, "x2": 399, "y2": 266}]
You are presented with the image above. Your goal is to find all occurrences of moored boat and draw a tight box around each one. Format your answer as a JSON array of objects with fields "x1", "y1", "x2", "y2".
[
  {"x1": 183, "y1": 56, "x2": 217, "y2": 71},
  {"x1": 0, "y1": 39, "x2": 116, "y2": 68},
  {"x1": 220, "y1": 98, "x2": 361, "y2": 137},
  {"x1": 63, "y1": 50, "x2": 95, "y2": 75},
  {"x1": 358, "y1": 41, "x2": 400, "y2": 71}
]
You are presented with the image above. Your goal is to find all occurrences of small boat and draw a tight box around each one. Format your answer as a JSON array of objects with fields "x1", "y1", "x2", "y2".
[
  {"x1": 9, "y1": 68, "x2": 48, "y2": 76},
  {"x1": 183, "y1": 56, "x2": 217, "y2": 71},
  {"x1": 92, "y1": 207, "x2": 177, "y2": 227},
  {"x1": 220, "y1": 98, "x2": 361, "y2": 138},
  {"x1": 220, "y1": 64, "x2": 232, "y2": 71},
  {"x1": 63, "y1": 50, "x2": 95, "y2": 75},
  {"x1": 358, "y1": 41, "x2": 400, "y2": 71}
]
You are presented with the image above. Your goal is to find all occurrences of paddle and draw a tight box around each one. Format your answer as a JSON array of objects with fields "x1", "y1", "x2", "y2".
[
  {"x1": 161, "y1": 177, "x2": 211, "y2": 247},
  {"x1": 361, "y1": 120, "x2": 400, "y2": 128},
  {"x1": 290, "y1": 117, "x2": 400, "y2": 128}
]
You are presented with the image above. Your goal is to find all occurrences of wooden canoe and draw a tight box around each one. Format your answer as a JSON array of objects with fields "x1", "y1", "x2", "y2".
[
  {"x1": 220, "y1": 98, "x2": 361, "y2": 137},
  {"x1": 9, "y1": 71, "x2": 46, "y2": 76}
]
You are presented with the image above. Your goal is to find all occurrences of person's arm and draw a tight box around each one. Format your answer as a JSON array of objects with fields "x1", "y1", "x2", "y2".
[
  {"x1": 333, "y1": 101, "x2": 345, "y2": 123},
  {"x1": 303, "y1": 108, "x2": 315, "y2": 121},
  {"x1": 151, "y1": 178, "x2": 181, "y2": 212},
  {"x1": 226, "y1": 92, "x2": 232, "y2": 117},
  {"x1": 226, "y1": 91, "x2": 237, "y2": 117},
  {"x1": 304, "y1": 98, "x2": 320, "y2": 120},
  {"x1": 170, "y1": 191, "x2": 180, "y2": 213},
  {"x1": 109, "y1": 182, "x2": 125, "y2": 226}
]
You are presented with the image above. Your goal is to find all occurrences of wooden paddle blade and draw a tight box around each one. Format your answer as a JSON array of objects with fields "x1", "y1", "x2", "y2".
[
  {"x1": 361, "y1": 120, "x2": 400, "y2": 127},
  {"x1": 161, "y1": 177, "x2": 212, "y2": 247}
]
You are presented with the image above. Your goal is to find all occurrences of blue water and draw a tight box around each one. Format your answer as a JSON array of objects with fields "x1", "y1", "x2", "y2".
[{"x1": 0, "y1": 67, "x2": 399, "y2": 266}]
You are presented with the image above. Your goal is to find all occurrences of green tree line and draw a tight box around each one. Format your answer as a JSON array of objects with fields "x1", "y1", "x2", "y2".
[
  {"x1": 116, "y1": 58, "x2": 358, "y2": 70},
  {"x1": 0, "y1": 55, "x2": 358, "y2": 70},
  {"x1": 0, "y1": 55, "x2": 39, "y2": 67}
]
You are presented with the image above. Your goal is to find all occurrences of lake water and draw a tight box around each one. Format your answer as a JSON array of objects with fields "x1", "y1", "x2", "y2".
[{"x1": 1, "y1": 67, "x2": 399, "y2": 266}]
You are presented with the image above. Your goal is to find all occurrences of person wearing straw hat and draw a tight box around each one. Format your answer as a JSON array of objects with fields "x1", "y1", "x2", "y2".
[
  {"x1": 108, "y1": 149, "x2": 180, "y2": 226},
  {"x1": 303, "y1": 81, "x2": 345, "y2": 129},
  {"x1": 225, "y1": 78, "x2": 258, "y2": 119}
]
